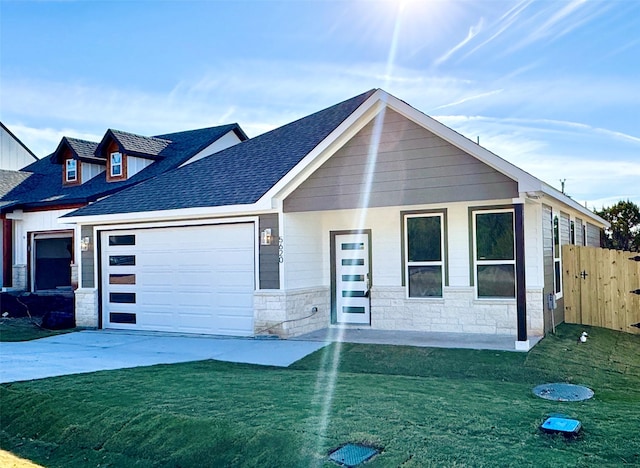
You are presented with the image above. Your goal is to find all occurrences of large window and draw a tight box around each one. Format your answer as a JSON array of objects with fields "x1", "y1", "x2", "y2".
[
  {"x1": 474, "y1": 210, "x2": 515, "y2": 298},
  {"x1": 65, "y1": 159, "x2": 77, "y2": 182},
  {"x1": 405, "y1": 213, "x2": 444, "y2": 298},
  {"x1": 110, "y1": 152, "x2": 123, "y2": 177}
]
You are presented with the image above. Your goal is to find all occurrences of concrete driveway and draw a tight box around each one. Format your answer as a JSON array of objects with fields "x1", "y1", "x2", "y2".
[{"x1": 0, "y1": 330, "x2": 328, "y2": 384}]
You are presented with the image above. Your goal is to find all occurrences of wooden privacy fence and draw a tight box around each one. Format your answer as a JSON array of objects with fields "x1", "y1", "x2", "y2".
[{"x1": 563, "y1": 245, "x2": 640, "y2": 335}]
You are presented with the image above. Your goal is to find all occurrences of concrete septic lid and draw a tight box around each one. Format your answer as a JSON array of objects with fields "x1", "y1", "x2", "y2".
[{"x1": 532, "y1": 383, "x2": 594, "y2": 401}]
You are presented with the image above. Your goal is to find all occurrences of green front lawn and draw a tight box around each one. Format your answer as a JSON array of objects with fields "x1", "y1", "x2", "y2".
[
  {"x1": 1, "y1": 324, "x2": 638, "y2": 467},
  {"x1": 0, "y1": 317, "x2": 75, "y2": 342}
]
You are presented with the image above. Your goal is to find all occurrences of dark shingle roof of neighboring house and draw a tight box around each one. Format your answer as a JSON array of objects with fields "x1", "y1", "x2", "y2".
[
  {"x1": 58, "y1": 137, "x2": 102, "y2": 163},
  {"x1": 97, "y1": 129, "x2": 171, "y2": 159},
  {"x1": 67, "y1": 89, "x2": 376, "y2": 218},
  {"x1": 0, "y1": 124, "x2": 246, "y2": 213}
]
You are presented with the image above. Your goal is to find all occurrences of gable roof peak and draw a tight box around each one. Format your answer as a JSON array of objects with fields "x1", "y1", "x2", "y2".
[
  {"x1": 50, "y1": 136, "x2": 100, "y2": 165},
  {"x1": 96, "y1": 128, "x2": 171, "y2": 160}
]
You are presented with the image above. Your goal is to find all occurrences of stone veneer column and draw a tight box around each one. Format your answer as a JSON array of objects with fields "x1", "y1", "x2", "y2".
[
  {"x1": 75, "y1": 288, "x2": 99, "y2": 328},
  {"x1": 11, "y1": 264, "x2": 27, "y2": 291}
]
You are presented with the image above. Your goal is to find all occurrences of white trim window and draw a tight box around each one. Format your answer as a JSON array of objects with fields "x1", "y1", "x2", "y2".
[
  {"x1": 65, "y1": 159, "x2": 77, "y2": 182},
  {"x1": 473, "y1": 209, "x2": 516, "y2": 299},
  {"x1": 405, "y1": 213, "x2": 444, "y2": 298},
  {"x1": 110, "y1": 152, "x2": 123, "y2": 177},
  {"x1": 553, "y1": 214, "x2": 563, "y2": 297}
]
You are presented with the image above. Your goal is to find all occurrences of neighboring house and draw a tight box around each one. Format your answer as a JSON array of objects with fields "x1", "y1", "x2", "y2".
[
  {"x1": 0, "y1": 122, "x2": 39, "y2": 171},
  {"x1": 0, "y1": 124, "x2": 247, "y2": 292},
  {"x1": 63, "y1": 89, "x2": 607, "y2": 350}
]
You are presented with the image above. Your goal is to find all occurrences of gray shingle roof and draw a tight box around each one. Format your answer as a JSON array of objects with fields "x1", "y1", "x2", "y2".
[
  {"x1": 106, "y1": 130, "x2": 171, "y2": 158},
  {"x1": 0, "y1": 124, "x2": 245, "y2": 213},
  {"x1": 66, "y1": 90, "x2": 376, "y2": 218},
  {"x1": 65, "y1": 138, "x2": 101, "y2": 163}
]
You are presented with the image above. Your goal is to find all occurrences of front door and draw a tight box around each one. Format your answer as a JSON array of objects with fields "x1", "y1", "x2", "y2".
[{"x1": 333, "y1": 232, "x2": 371, "y2": 324}]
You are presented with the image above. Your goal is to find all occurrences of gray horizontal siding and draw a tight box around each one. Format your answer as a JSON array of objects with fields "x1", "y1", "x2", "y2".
[
  {"x1": 81, "y1": 225, "x2": 95, "y2": 288},
  {"x1": 586, "y1": 222, "x2": 601, "y2": 247},
  {"x1": 259, "y1": 214, "x2": 280, "y2": 289},
  {"x1": 560, "y1": 212, "x2": 570, "y2": 246},
  {"x1": 575, "y1": 218, "x2": 584, "y2": 246},
  {"x1": 542, "y1": 205, "x2": 554, "y2": 333},
  {"x1": 284, "y1": 109, "x2": 518, "y2": 213}
]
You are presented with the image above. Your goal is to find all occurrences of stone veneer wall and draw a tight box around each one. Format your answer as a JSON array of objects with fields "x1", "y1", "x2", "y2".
[
  {"x1": 254, "y1": 286, "x2": 329, "y2": 338},
  {"x1": 371, "y1": 286, "x2": 544, "y2": 337},
  {"x1": 75, "y1": 288, "x2": 98, "y2": 327},
  {"x1": 12, "y1": 264, "x2": 27, "y2": 291}
]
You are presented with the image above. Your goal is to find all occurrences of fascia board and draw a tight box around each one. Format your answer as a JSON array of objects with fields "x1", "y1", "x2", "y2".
[
  {"x1": 540, "y1": 183, "x2": 610, "y2": 227},
  {"x1": 260, "y1": 89, "x2": 387, "y2": 203},
  {"x1": 61, "y1": 200, "x2": 274, "y2": 225},
  {"x1": 383, "y1": 93, "x2": 543, "y2": 193}
]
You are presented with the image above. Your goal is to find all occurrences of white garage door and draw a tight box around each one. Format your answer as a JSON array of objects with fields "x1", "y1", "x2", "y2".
[{"x1": 101, "y1": 223, "x2": 255, "y2": 336}]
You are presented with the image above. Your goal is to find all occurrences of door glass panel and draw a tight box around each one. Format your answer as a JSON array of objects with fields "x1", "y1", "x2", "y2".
[
  {"x1": 342, "y1": 258, "x2": 364, "y2": 266},
  {"x1": 342, "y1": 274, "x2": 364, "y2": 281},
  {"x1": 342, "y1": 306, "x2": 366, "y2": 314},
  {"x1": 341, "y1": 243, "x2": 364, "y2": 250},
  {"x1": 342, "y1": 290, "x2": 367, "y2": 297}
]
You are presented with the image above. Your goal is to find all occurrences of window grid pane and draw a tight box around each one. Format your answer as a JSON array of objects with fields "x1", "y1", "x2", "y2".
[
  {"x1": 405, "y1": 214, "x2": 444, "y2": 298},
  {"x1": 408, "y1": 266, "x2": 443, "y2": 298},
  {"x1": 477, "y1": 265, "x2": 515, "y2": 298},
  {"x1": 476, "y1": 212, "x2": 514, "y2": 260},
  {"x1": 474, "y1": 210, "x2": 516, "y2": 299}
]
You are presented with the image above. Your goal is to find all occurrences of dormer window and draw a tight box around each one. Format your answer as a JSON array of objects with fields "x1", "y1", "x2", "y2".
[
  {"x1": 65, "y1": 159, "x2": 77, "y2": 182},
  {"x1": 110, "y1": 152, "x2": 123, "y2": 177}
]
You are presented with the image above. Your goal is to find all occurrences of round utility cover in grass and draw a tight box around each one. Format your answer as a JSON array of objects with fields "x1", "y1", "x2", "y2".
[{"x1": 533, "y1": 383, "x2": 594, "y2": 401}]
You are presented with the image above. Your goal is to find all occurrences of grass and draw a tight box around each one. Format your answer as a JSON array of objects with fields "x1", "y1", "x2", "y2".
[
  {"x1": 1, "y1": 324, "x2": 638, "y2": 467},
  {"x1": 0, "y1": 317, "x2": 75, "y2": 342}
]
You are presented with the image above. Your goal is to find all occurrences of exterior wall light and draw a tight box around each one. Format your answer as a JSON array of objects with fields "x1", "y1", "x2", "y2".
[
  {"x1": 80, "y1": 236, "x2": 91, "y2": 251},
  {"x1": 260, "y1": 228, "x2": 273, "y2": 246}
]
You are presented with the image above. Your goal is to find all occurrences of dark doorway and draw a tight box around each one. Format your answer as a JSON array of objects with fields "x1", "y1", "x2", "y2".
[{"x1": 34, "y1": 237, "x2": 72, "y2": 290}]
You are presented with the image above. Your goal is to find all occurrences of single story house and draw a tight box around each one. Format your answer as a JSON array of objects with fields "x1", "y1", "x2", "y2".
[
  {"x1": 1, "y1": 124, "x2": 247, "y2": 292},
  {"x1": 63, "y1": 89, "x2": 607, "y2": 350}
]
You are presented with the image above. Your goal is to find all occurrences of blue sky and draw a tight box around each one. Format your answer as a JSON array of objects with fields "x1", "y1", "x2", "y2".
[{"x1": 1, "y1": 0, "x2": 638, "y2": 208}]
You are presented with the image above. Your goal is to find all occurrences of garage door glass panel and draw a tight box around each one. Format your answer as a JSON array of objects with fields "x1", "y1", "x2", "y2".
[
  {"x1": 109, "y1": 274, "x2": 136, "y2": 285},
  {"x1": 109, "y1": 292, "x2": 136, "y2": 303},
  {"x1": 108, "y1": 235, "x2": 136, "y2": 246},
  {"x1": 110, "y1": 312, "x2": 136, "y2": 324},
  {"x1": 109, "y1": 255, "x2": 135, "y2": 266}
]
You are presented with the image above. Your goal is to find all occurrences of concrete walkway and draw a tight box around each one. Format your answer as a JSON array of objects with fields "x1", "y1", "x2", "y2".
[
  {"x1": 0, "y1": 330, "x2": 328, "y2": 384},
  {"x1": 294, "y1": 327, "x2": 543, "y2": 352}
]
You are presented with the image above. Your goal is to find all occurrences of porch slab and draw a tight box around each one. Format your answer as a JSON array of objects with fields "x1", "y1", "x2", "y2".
[{"x1": 293, "y1": 327, "x2": 543, "y2": 352}]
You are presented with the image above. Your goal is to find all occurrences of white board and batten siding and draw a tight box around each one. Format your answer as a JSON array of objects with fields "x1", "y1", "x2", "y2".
[
  {"x1": 101, "y1": 223, "x2": 256, "y2": 336},
  {"x1": 127, "y1": 156, "x2": 153, "y2": 178},
  {"x1": 1, "y1": 124, "x2": 37, "y2": 170},
  {"x1": 12, "y1": 209, "x2": 76, "y2": 265},
  {"x1": 180, "y1": 131, "x2": 244, "y2": 167},
  {"x1": 81, "y1": 163, "x2": 105, "y2": 183}
]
